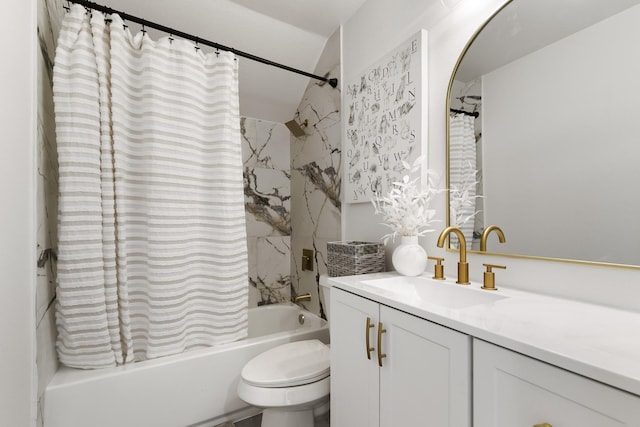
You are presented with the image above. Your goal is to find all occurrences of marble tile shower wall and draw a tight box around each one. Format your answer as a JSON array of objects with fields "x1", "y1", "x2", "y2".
[
  {"x1": 241, "y1": 118, "x2": 293, "y2": 306},
  {"x1": 37, "y1": 0, "x2": 63, "y2": 425},
  {"x1": 291, "y1": 62, "x2": 342, "y2": 319}
]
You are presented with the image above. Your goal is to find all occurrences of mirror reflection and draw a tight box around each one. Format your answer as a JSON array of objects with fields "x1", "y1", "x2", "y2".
[{"x1": 448, "y1": 0, "x2": 640, "y2": 267}]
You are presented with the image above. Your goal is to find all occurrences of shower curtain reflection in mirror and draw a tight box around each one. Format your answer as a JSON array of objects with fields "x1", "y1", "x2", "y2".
[{"x1": 448, "y1": 112, "x2": 481, "y2": 250}]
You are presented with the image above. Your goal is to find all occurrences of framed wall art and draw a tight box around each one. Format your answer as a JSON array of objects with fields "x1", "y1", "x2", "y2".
[{"x1": 344, "y1": 30, "x2": 426, "y2": 203}]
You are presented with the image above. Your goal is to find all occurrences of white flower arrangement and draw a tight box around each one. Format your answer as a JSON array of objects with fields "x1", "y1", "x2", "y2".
[{"x1": 372, "y1": 156, "x2": 440, "y2": 244}]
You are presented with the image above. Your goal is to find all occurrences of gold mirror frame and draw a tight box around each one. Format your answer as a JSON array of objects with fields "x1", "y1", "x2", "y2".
[{"x1": 444, "y1": 0, "x2": 640, "y2": 271}]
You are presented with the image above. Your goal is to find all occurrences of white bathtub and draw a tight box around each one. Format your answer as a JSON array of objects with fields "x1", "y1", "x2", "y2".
[{"x1": 44, "y1": 303, "x2": 329, "y2": 427}]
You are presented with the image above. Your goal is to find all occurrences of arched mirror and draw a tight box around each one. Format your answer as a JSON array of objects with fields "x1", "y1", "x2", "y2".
[{"x1": 447, "y1": 0, "x2": 640, "y2": 268}]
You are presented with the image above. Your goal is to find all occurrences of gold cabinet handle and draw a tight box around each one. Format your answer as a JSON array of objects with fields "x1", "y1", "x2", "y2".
[
  {"x1": 365, "y1": 317, "x2": 375, "y2": 360},
  {"x1": 533, "y1": 424, "x2": 552, "y2": 427},
  {"x1": 377, "y1": 322, "x2": 387, "y2": 367}
]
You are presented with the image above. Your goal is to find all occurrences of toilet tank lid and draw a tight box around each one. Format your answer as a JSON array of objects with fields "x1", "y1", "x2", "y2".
[{"x1": 241, "y1": 339, "x2": 330, "y2": 387}]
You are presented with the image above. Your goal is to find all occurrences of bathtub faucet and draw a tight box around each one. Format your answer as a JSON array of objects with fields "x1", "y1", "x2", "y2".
[{"x1": 293, "y1": 293, "x2": 312, "y2": 304}]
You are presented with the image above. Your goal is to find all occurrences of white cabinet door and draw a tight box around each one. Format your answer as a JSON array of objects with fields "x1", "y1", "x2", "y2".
[
  {"x1": 379, "y1": 305, "x2": 471, "y2": 427},
  {"x1": 474, "y1": 339, "x2": 640, "y2": 427},
  {"x1": 331, "y1": 288, "x2": 472, "y2": 427},
  {"x1": 331, "y1": 288, "x2": 380, "y2": 427}
]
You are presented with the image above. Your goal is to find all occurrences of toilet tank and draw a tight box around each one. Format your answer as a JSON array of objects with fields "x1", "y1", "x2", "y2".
[{"x1": 319, "y1": 274, "x2": 332, "y2": 321}]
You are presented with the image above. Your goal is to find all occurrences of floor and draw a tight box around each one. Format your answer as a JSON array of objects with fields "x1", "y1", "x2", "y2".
[
  {"x1": 234, "y1": 415, "x2": 260, "y2": 427},
  {"x1": 233, "y1": 411, "x2": 330, "y2": 427},
  {"x1": 316, "y1": 411, "x2": 331, "y2": 427}
]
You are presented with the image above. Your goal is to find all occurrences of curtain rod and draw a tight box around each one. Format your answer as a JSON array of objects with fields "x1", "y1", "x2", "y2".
[
  {"x1": 449, "y1": 108, "x2": 479, "y2": 118},
  {"x1": 67, "y1": 0, "x2": 339, "y2": 89}
]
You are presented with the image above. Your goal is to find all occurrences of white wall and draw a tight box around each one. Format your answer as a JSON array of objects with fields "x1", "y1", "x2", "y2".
[
  {"x1": 342, "y1": 0, "x2": 640, "y2": 312},
  {"x1": 341, "y1": 0, "x2": 506, "y2": 256},
  {"x1": 0, "y1": 0, "x2": 37, "y2": 426}
]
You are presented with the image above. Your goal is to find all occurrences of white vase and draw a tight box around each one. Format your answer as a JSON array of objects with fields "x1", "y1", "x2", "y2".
[{"x1": 392, "y1": 235, "x2": 427, "y2": 276}]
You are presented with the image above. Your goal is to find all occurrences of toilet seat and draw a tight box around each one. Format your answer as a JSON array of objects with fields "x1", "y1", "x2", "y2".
[{"x1": 241, "y1": 339, "x2": 330, "y2": 388}]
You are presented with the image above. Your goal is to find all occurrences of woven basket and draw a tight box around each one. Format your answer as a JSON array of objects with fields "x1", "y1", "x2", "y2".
[{"x1": 327, "y1": 241, "x2": 385, "y2": 277}]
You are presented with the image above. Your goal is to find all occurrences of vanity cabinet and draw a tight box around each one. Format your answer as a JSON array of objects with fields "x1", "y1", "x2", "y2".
[
  {"x1": 330, "y1": 288, "x2": 471, "y2": 427},
  {"x1": 473, "y1": 339, "x2": 640, "y2": 427}
]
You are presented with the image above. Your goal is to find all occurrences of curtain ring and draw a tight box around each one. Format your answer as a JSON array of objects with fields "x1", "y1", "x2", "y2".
[
  {"x1": 168, "y1": 34, "x2": 174, "y2": 44},
  {"x1": 194, "y1": 37, "x2": 200, "y2": 51}
]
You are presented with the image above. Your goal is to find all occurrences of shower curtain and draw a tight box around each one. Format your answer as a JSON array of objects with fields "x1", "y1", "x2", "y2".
[
  {"x1": 449, "y1": 113, "x2": 478, "y2": 250},
  {"x1": 54, "y1": 5, "x2": 248, "y2": 369}
]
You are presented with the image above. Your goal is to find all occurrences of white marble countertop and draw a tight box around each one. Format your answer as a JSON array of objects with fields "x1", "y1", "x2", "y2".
[{"x1": 328, "y1": 272, "x2": 640, "y2": 397}]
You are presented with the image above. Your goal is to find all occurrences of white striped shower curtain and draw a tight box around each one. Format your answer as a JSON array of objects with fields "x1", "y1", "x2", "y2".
[
  {"x1": 53, "y1": 5, "x2": 248, "y2": 369},
  {"x1": 449, "y1": 113, "x2": 478, "y2": 250}
]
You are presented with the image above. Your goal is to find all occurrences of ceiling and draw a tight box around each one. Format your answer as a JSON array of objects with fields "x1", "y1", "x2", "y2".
[{"x1": 104, "y1": 0, "x2": 369, "y2": 123}]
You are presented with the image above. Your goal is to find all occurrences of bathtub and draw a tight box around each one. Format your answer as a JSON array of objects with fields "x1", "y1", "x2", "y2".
[{"x1": 44, "y1": 303, "x2": 329, "y2": 427}]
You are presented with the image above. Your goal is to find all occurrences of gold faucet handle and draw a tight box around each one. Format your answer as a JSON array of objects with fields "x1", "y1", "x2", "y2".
[
  {"x1": 428, "y1": 256, "x2": 445, "y2": 280},
  {"x1": 481, "y1": 263, "x2": 506, "y2": 291}
]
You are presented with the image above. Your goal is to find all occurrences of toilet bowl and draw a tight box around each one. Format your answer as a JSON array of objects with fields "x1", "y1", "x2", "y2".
[
  {"x1": 237, "y1": 275, "x2": 333, "y2": 427},
  {"x1": 237, "y1": 339, "x2": 330, "y2": 427}
]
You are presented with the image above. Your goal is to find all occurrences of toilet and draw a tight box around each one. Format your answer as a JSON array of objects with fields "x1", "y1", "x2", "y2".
[{"x1": 237, "y1": 276, "x2": 332, "y2": 427}]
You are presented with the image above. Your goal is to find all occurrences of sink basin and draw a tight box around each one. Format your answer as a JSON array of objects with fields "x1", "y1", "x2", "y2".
[{"x1": 361, "y1": 276, "x2": 508, "y2": 309}]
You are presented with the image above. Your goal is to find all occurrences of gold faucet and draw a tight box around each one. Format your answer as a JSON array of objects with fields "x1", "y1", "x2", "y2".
[
  {"x1": 293, "y1": 293, "x2": 312, "y2": 303},
  {"x1": 480, "y1": 225, "x2": 506, "y2": 252},
  {"x1": 436, "y1": 226, "x2": 469, "y2": 285}
]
